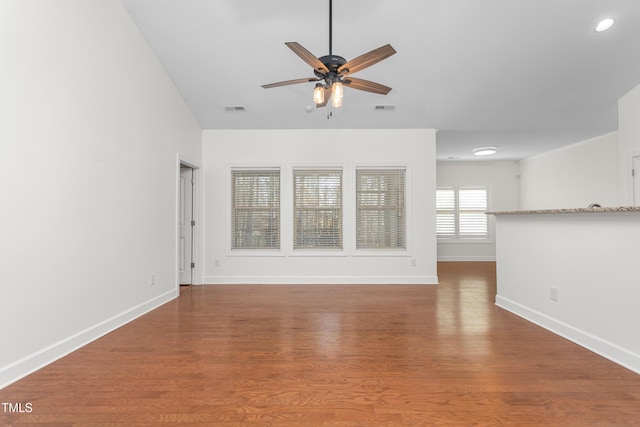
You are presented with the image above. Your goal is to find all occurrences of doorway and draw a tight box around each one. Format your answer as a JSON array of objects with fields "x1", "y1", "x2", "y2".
[{"x1": 179, "y1": 163, "x2": 197, "y2": 286}]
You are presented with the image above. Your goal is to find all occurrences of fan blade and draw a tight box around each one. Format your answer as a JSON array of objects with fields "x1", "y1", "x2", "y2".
[
  {"x1": 343, "y1": 77, "x2": 392, "y2": 95},
  {"x1": 338, "y1": 44, "x2": 396, "y2": 76},
  {"x1": 262, "y1": 77, "x2": 320, "y2": 89},
  {"x1": 285, "y1": 42, "x2": 329, "y2": 74},
  {"x1": 316, "y1": 87, "x2": 331, "y2": 108}
]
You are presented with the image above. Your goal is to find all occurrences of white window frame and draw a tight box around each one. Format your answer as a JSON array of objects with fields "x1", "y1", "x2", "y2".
[
  {"x1": 436, "y1": 186, "x2": 492, "y2": 243},
  {"x1": 227, "y1": 165, "x2": 284, "y2": 257},
  {"x1": 352, "y1": 164, "x2": 411, "y2": 257},
  {"x1": 288, "y1": 165, "x2": 347, "y2": 257},
  {"x1": 353, "y1": 166, "x2": 408, "y2": 254}
]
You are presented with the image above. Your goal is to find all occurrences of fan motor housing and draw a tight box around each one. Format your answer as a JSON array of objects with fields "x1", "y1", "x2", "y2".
[{"x1": 315, "y1": 54, "x2": 347, "y2": 78}]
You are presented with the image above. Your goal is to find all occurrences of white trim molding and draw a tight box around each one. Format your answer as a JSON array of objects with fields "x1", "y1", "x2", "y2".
[
  {"x1": 0, "y1": 290, "x2": 177, "y2": 390},
  {"x1": 437, "y1": 256, "x2": 496, "y2": 262},
  {"x1": 203, "y1": 275, "x2": 438, "y2": 285},
  {"x1": 496, "y1": 296, "x2": 640, "y2": 375}
]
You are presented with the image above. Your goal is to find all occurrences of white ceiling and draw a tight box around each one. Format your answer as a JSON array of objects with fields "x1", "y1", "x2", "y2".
[{"x1": 121, "y1": 0, "x2": 640, "y2": 160}]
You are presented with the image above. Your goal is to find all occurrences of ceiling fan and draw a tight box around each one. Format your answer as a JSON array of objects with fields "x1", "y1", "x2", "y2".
[{"x1": 262, "y1": 0, "x2": 396, "y2": 108}]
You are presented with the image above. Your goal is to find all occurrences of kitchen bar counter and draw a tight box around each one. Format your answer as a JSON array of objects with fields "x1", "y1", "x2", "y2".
[
  {"x1": 488, "y1": 205, "x2": 640, "y2": 215},
  {"x1": 491, "y1": 207, "x2": 640, "y2": 374}
]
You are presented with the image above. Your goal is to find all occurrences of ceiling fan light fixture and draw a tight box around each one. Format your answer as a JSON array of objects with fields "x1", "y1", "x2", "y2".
[
  {"x1": 261, "y1": 0, "x2": 395, "y2": 109},
  {"x1": 595, "y1": 18, "x2": 615, "y2": 32},
  {"x1": 473, "y1": 146, "x2": 497, "y2": 156},
  {"x1": 331, "y1": 93, "x2": 343, "y2": 108},
  {"x1": 331, "y1": 81, "x2": 343, "y2": 108},
  {"x1": 313, "y1": 84, "x2": 325, "y2": 105},
  {"x1": 332, "y1": 81, "x2": 344, "y2": 99}
]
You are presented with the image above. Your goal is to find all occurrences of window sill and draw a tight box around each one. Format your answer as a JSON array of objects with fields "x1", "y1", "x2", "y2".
[
  {"x1": 351, "y1": 249, "x2": 410, "y2": 257},
  {"x1": 227, "y1": 249, "x2": 285, "y2": 257},
  {"x1": 287, "y1": 249, "x2": 348, "y2": 257},
  {"x1": 437, "y1": 238, "x2": 494, "y2": 244}
]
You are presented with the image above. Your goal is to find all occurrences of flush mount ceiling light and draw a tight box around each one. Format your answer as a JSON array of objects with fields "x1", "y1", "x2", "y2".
[
  {"x1": 595, "y1": 18, "x2": 615, "y2": 32},
  {"x1": 473, "y1": 147, "x2": 497, "y2": 156}
]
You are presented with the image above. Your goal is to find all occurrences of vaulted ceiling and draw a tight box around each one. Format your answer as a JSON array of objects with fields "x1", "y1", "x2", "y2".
[{"x1": 122, "y1": 0, "x2": 640, "y2": 160}]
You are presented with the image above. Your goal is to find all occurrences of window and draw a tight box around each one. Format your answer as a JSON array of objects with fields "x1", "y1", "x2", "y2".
[
  {"x1": 293, "y1": 168, "x2": 343, "y2": 250},
  {"x1": 231, "y1": 168, "x2": 280, "y2": 249},
  {"x1": 356, "y1": 168, "x2": 406, "y2": 249},
  {"x1": 436, "y1": 187, "x2": 488, "y2": 239}
]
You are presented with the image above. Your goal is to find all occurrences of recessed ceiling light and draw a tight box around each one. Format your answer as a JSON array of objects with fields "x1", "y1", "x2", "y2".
[
  {"x1": 595, "y1": 18, "x2": 615, "y2": 32},
  {"x1": 473, "y1": 147, "x2": 497, "y2": 156}
]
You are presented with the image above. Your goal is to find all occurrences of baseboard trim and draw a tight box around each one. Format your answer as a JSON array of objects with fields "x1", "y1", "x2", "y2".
[
  {"x1": 203, "y1": 275, "x2": 439, "y2": 285},
  {"x1": 0, "y1": 289, "x2": 178, "y2": 390},
  {"x1": 437, "y1": 256, "x2": 496, "y2": 262},
  {"x1": 496, "y1": 295, "x2": 640, "y2": 375}
]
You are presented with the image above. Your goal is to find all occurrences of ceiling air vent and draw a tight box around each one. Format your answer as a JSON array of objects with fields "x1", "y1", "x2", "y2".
[
  {"x1": 374, "y1": 104, "x2": 396, "y2": 111},
  {"x1": 223, "y1": 105, "x2": 246, "y2": 112}
]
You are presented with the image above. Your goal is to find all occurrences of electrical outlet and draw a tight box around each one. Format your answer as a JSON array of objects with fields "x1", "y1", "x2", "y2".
[
  {"x1": 550, "y1": 287, "x2": 558, "y2": 301},
  {"x1": 150, "y1": 274, "x2": 156, "y2": 286},
  {"x1": 214, "y1": 259, "x2": 220, "y2": 267},
  {"x1": 411, "y1": 259, "x2": 417, "y2": 267}
]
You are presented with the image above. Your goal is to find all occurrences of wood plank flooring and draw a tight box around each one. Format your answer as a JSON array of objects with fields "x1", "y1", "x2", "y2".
[{"x1": 2, "y1": 262, "x2": 640, "y2": 425}]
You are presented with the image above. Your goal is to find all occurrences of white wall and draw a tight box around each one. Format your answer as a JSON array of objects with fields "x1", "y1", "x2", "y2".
[
  {"x1": 202, "y1": 129, "x2": 437, "y2": 284},
  {"x1": 618, "y1": 83, "x2": 640, "y2": 204},
  {"x1": 519, "y1": 132, "x2": 620, "y2": 210},
  {"x1": 436, "y1": 161, "x2": 520, "y2": 261},
  {"x1": 518, "y1": 81, "x2": 640, "y2": 208},
  {"x1": 0, "y1": 0, "x2": 201, "y2": 388}
]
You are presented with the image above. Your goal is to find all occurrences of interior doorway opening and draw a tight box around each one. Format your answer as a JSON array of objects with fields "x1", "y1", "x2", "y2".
[{"x1": 179, "y1": 161, "x2": 199, "y2": 287}]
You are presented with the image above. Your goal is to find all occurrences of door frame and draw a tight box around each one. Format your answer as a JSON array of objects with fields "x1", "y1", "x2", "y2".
[
  {"x1": 176, "y1": 155, "x2": 201, "y2": 288},
  {"x1": 633, "y1": 153, "x2": 640, "y2": 206},
  {"x1": 179, "y1": 166, "x2": 194, "y2": 285}
]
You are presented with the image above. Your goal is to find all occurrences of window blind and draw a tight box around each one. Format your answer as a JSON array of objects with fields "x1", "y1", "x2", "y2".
[
  {"x1": 436, "y1": 187, "x2": 488, "y2": 239},
  {"x1": 231, "y1": 169, "x2": 280, "y2": 249},
  {"x1": 436, "y1": 188, "x2": 456, "y2": 238},
  {"x1": 458, "y1": 188, "x2": 487, "y2": 237},
  {"x1": 356, "y1": 168, "x2": 406, "y2": 249},
  {"x1": 293, "y1": 169, "x2": 342, "y2": 250}
]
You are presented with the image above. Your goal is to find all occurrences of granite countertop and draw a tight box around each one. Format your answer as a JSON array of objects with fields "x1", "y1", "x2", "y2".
[{"x1": 487, "y1": 206, "x2": 640, "y2": 215}]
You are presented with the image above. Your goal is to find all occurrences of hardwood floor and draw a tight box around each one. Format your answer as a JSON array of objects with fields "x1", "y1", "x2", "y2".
[{"x1": 2, "y1": 262, "x2": 640, "y2": 426}]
